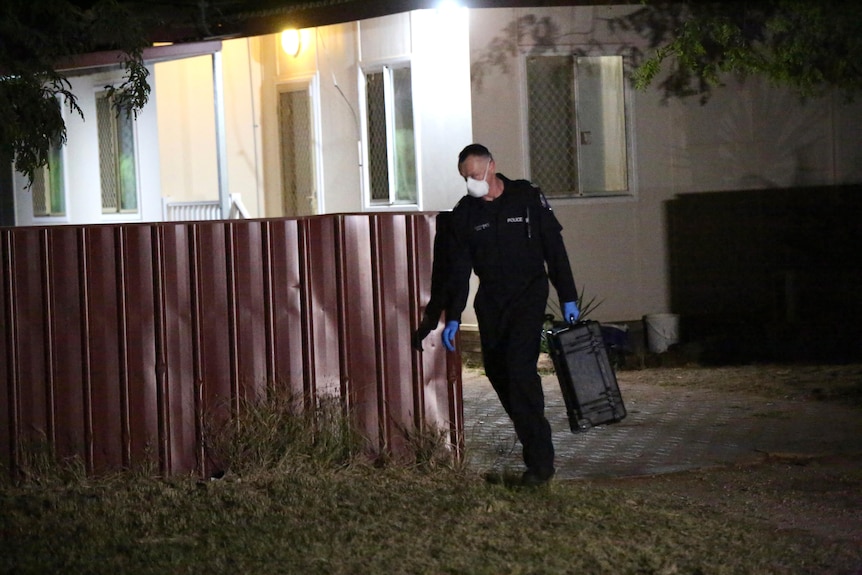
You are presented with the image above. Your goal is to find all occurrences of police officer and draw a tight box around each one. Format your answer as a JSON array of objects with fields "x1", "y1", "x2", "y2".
[{"x1": 442, "y1": 143, "x2": 579, "y2": 486}]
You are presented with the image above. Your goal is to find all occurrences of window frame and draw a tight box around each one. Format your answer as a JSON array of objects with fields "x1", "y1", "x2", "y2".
[
  {"x1": 96, "y1": 88, "x2": 141, "y2": 217},
  {"x1": 522, "y1": 48, "x2": 637, "y2": 203},
  {"x1": 30, "y1": 125, "x2": 68, "y2": 221},
  {"x1": 358, "y1": 58, "x2": 420, "y2": 210},
  {"x1": 19, "y1": 96, "x2": 69, "y2": 223}
]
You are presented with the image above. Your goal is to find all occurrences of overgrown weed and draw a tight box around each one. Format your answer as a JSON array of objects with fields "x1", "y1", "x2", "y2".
[
  {"x1": 204, "y1": 387, "x2": 364, "y2": 478},
  {"x1": 8, "y1": 438, "x2": 88, "y2": 488},
  {"x1": 390, "y1": 417, "x2": 462, "y2": 472}
]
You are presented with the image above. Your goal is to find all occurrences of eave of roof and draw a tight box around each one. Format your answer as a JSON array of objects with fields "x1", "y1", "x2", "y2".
[
  {"x1": 138, "y1": 0, "x2": 633, "y2": 44},
  {"x1": 55, "y1": 41, "x2": 223, "y2": 74}
]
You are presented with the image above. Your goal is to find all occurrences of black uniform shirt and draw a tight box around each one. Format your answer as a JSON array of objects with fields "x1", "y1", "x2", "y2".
[{"x1": 445, "y1": 174, "x2": 577, "y2": 323}]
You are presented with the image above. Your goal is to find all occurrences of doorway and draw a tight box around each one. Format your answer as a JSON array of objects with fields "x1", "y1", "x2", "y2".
[{"x1": 278, "y1": 83, "x2": 318, "y2": 216}]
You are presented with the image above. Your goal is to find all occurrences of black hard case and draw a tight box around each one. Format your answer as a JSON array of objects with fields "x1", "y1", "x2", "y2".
[{"x1": 545, "y1": 320, "x2": 627, "y2": 432}]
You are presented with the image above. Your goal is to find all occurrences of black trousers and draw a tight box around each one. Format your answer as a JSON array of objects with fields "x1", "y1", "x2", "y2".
[{"x1": 477, "y1": 284, "x2": 554, "y2": 474}]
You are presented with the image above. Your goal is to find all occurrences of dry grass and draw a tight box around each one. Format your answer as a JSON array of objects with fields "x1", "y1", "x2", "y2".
[
  {"x1": 3, "y1": 463, "x2": 859, "y2": 574},
  {"x1": 204, "y1": 389, "x2": 365, "y2": 476},
  {"x1": 3, "y1": 370, "x2": 861, "y2": 575},
  {"x1": 623, "y1": 362, "x2": 862, "y2": 406}
]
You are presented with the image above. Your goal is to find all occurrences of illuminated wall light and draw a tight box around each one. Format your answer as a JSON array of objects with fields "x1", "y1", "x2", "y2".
[
  {"x1": 281, "y1": 29, "x2": 302, "y2": 57},
  {"x1": 437, "y1": 0, "x2": 461, "y2": 14}
]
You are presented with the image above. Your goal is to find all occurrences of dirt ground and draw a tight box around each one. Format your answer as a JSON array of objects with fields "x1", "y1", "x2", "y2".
[{"x1": 596, "y1": 363, "x2": 862, "y2": 553}]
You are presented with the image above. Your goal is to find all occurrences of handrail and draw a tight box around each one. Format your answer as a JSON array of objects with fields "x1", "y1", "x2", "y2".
[{"x1": 163, "y1": 193, "x2": 249, "y2": 221}]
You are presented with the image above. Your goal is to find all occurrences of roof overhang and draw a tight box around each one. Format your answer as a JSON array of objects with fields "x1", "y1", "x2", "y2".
[
  {"x1": 51, "y1": 1, "x2": 635, "y2": 71},
  {"x1": 55, "y1": 41, "x2": 223, "y2": 75},
  {"x1": 141, "y1": 0, "x2": 633, "y2": 44}
]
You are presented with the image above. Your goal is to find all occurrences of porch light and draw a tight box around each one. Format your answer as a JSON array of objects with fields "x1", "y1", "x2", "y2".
[
  {"x1": 281, "y1": 29, "x2": 301, "y2": 57},
  {"x1": 437, "y1": 0, "x2": 460, "y2": 12}
]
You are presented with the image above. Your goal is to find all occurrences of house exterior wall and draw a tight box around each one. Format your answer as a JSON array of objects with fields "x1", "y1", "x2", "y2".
[
  {"x1": 11, "y1": 9, "x2": 473, "y2": 222},
  {"x1": 154, "y1": 55, "x2": 219, "y2": 204},
  {"x1": 256, "y1": 9, "x2": 472, "y2": 217},
  {"x1": 13, "y1": 65, "x2": 162, "y2": 226},
  {"x1": 409, "y1": 8, "x2": 474, "y2": 211},
  {"x1": 259, "y1": 23, "x2": 369, "y2": 217},
  {"x1": 468, "y1": 5, "x2": 862, "y2": 326},
  {"x1": 154, "y1": 39, "x2": 264, "y2": 217},
  {"x1": 12, "y1": 4, "x2": 861, "y2": 335}
]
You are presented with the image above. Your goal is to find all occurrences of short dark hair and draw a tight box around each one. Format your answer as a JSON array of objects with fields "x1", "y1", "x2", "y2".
[{"x1": 458, "y1": 143, "x2": 492, "y2": 167}]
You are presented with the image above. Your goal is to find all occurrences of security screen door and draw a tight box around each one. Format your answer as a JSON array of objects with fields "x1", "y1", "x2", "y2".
[{"x1": 278, "y1": 86, "x2": 316, "y2": 216}]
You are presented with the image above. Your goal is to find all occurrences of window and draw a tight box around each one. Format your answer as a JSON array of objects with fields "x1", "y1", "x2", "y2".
[
  {"x1": 526, "y1": 54, "x2": 631, "y2": 198},
  {"x1": 97, "y1": 91, "x2": 138, "y2": 213},
  {"x1": 31, "y1": 134, "x2": 66, "y2": 217},
  {"x1": 363, "y1": 64, "x2": 417, "y2": 206}
]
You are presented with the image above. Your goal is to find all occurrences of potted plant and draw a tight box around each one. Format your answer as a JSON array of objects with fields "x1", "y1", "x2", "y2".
[{"x1": 538, "y1": 289, "x2": 604, "y2": 372}]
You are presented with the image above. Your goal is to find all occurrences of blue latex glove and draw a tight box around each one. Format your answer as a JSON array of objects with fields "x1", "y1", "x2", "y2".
[
  {"x1": 442, "y1": 320, "x2": 460, "y2": 351},
  {"x1": 563, "y1": 301, "x2": 580, "y2": 324}
]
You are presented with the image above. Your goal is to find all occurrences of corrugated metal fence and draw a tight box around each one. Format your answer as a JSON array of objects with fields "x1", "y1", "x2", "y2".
[{"x1": 0, "y1": 213, "x2": 462, "y2": 478}]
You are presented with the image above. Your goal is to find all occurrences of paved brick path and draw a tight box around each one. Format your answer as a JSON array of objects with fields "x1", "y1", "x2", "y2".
[{"x1": 462, "y1": 367, "x2": 862, "y2": 479}]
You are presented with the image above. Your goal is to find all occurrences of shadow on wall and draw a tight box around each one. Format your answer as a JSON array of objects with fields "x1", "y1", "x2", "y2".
[
  {"x1": 470, "y1": 11, "x2": 627, "y2": 93},
  {"x1": 666, "y1": 185, "x2": 862, "y2": 364}
]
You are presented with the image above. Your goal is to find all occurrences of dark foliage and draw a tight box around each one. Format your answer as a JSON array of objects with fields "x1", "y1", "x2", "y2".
[
  {"x1": 0, "y1": 0, "x2": 150, "y2": 183},
  {"x1": 610, "y1": 1, "x2": 862, "y2": 103}
]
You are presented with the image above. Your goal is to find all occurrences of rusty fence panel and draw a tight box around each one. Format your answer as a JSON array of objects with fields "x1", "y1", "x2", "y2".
[{"x1": 0, "y1": 213, "x2": 461, "y2": 478}]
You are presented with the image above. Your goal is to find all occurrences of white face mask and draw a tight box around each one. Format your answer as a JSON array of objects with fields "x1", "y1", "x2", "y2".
[{"x1": 465, "y1": 159, "x2": 491, "y2": 198}]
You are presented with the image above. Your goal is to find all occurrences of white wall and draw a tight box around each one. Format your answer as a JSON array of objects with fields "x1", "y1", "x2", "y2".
[
  {"x1": 258, "y1": 24, "x2": 363, "y2": 216},
  {"x1": 314, "y1": 22, "x2": 362, "y2": 213},
  {"x1": 14, "y1": 65, "x2": 162, "y2": 226},
  {"x1": 469, "y1": 6, "x2": 652, "y2": 323},
  {"x1": 15, "y1": 9, "x2": 472, "y2": 226},
  {"x1": 314, "y1": 24, "x2": 364, "y2": 214},
  {"x1": 23, "y1": 4, "x2": 858, "y2": 331},
  {"x1": 354, "y1": 8, "x2": 473, "y2": 213},
  {"x1": 224, "y1": 38, "x2": 264, "y2": 214},
  {"x1": 154, "y1": 55, "x2": 218, "y2": 203},
  {"x1": 468, "y1": 5, "x2": 862, "y2": 324},
  {"x1": 258, "y1": 8, "x2": 473, "y2": 216},
  {"x1": 154, "y1": 39, "x2": 263, "y2": 217},
  {"x1": 409, "y1": 7, "x2": 474, "y2": 211}
]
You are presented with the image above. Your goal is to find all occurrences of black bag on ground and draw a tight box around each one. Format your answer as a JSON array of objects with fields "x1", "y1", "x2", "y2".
[{"x1": 545, "y1": 320, "x2": 627, "y2": 432}]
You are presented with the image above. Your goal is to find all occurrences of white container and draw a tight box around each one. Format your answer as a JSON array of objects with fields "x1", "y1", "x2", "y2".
[{"x1": 643, "y1": 313, "x2": 680, "y2": 353}]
